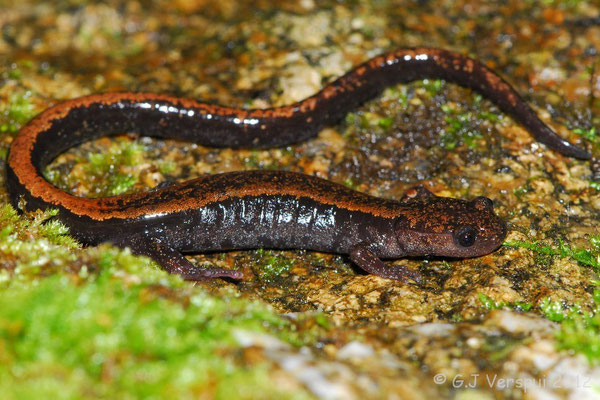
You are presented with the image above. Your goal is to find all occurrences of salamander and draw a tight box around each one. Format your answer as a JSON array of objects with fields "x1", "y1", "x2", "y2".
[{"x1": 5, "y1": 48, "x2": 589, "y2": 282}]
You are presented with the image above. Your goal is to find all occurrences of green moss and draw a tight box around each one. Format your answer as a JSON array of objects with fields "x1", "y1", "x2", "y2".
[
  {"x1": 342, "y1": 86, "x2": 410, "y2": 139},
  {"x1": 0, "y1": 92, "x2": 37, "y2": 134},
  {"x1": 383, "y1": 86, "x2": 408, "y2": 107},
  {"x1": 252, "y1": 249, "x2": 295, "y2": 282},
  {"x1": 241, "y1": 150, "x2": 287, "y2": 171},
  {"x1": 0, "y1": 273, "x2": 314, "y2": 399},
  {"x1": 479, "y1": 293, "x2": 501, "y2": 310},
  {"x1": 0, "y1": 203, "x2": 178, "y2": 285},
  {"x1": 45, "y1": 139, "x2": 145, "y2": 197},
  {"x1": 504, "y1": 236, "x2": 600, "y2": 270},
  {"x1": 451, "y1": 313, "x2": 463, "y2": 323},
  {"x1": 477, "y1": 110, "x2": 500, "y2": 123},
  {"x1": 342, "y1": 177, "x2": 358, "y2": 190},
  {"x1": 8, "y1": 68, "x2": 22, "y2": 80},
  {"x1": 555, "y1": 311, "x2": 600, "y2": 365},
  {"x1": 359, "y1": 112, "x2": 381, "y2": 130},
  {"x1": 377, "y1": 116, "x2": 394, "y2": 130},
  {"x1": 9, "y1": 93, "x2": 36, "y2": 123},
  {"x1": 540, "y1": 298, "x2": 567, "y2": 323},
  {"x1": 157, "y1": 159, "x2": 177, "y2": 175},
  {"x1": 478, "y1": 293, "x2": 532, "y2": 312},
  {"x1": 85, "y1": 141, "x2": 144, "y2": 196},
  {"x1": 355, "y1": 111, "x2": 393, "y2": 136},
  {"x1": 0, "y1": 205, "x2": 78, "y2": 279},
  {"x1": 3, "y1": 60, "x2": 33, "y2": 82},
  {"x1": 439, "y1": 104, "x2": 484, "y2": 150},
  {"x1": 513, "y1": 183, "x2": 533, "y2": 199},
  {"x1": 89, "y1": 245, "x2": 170, "y2": 283},
  {"x1": 572, "y1": 127, "x2": 598, "y2": 143},
  {"x1": 530, "y1": 235, "x2": 600, "y2": 365},
  {"x1": 540, "y1": 290, "x2": 600, "y2": 365},
  {"x1": 312, "y1": 313, "x2": 332, "y2": 330},
  {"x1": 242, "y1": 151, "x2": 261, "y2": 168},
  {"x1": 422, "y1": 79, "x2": 443, "y2": 96}
]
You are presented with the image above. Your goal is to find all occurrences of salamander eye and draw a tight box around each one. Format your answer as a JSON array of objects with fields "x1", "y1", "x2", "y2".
[{"x1": 456, "y1": 226, "x2": 477, "y2": 247}]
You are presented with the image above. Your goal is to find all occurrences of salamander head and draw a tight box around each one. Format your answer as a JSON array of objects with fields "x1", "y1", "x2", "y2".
[{"x1": 395, "y1": 188, "x2": 506, "y2": 258}]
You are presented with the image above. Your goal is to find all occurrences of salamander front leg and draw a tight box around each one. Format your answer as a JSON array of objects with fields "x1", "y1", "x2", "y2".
[
  {"x1": 349, "y1": 244, "x2": 421, "y2": 283},
  {"x1": 116, "y1": 235, "x2": 244, "y2": 280}
]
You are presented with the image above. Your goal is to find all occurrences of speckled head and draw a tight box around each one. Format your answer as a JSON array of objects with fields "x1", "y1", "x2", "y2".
[{"x1": 395, "y1": 191, "x2": 507, "y2": 258}]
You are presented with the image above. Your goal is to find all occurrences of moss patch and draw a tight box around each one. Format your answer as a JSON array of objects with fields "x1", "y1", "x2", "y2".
[
  {"x1": 0, "y1": 272, "x2": 313, "y2": 399},
  {"x1": 504, "y1": 236, "x2": 600, "y2": 270},
  {"x1": 0, "y1": 91, "x2": 37, "y2": 135},
  {"x1": 541, "y1": 291, "x2": 600, "y2": 365}
]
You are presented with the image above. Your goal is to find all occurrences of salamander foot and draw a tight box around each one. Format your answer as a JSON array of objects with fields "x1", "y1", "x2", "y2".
[
  {"x1": 115, "y1": 235, "x2": 244, "y2": 280},
  {"x1": 349, "y1": 244, "x2": 421, "y2": 283}
]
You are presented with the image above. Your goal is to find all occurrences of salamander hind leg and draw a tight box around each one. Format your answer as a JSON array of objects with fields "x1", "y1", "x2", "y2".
[
  {"x1": 113, "y1": 234, "x2": 244, "y2": 280},
  {"x1": 349, "y1": 244, "x2": 421, "y2": 283}
]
